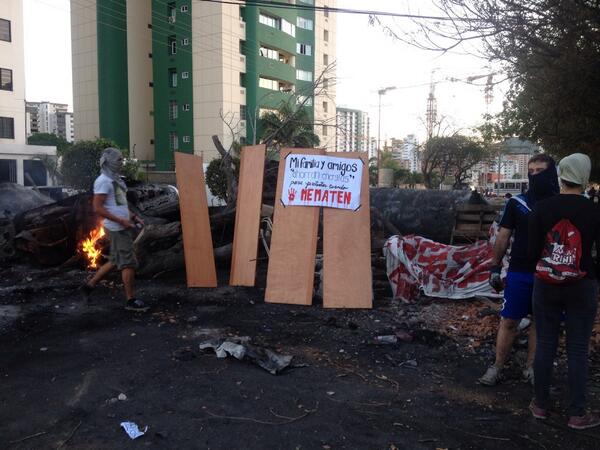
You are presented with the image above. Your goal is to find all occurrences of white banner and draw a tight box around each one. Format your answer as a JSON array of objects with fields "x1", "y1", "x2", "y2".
[{"x1": 281, "y1": 154, "x2": 363, "y2": 210}]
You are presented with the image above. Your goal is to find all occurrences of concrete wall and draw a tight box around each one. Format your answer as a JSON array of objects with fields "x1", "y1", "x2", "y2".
[
  {"x1": 0, "y1": 144, "x2": 57, "y2": 186},
  {"x1": 314, "y1": 0, "x2": 336, "y2": 151},
  {"x1": 127, "y1": 0, "x2": 154, "y2": 162},
  {"x1": 71, "y1": 0, "x2": 100, "y2": 141},
  {"x1": 192, "y1": 2, "x2": 246, "y2": 162}
]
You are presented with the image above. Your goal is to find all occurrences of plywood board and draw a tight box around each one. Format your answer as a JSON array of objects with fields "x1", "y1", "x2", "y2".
[
  {"x1": 265, "y1": 148, "x2": 324, "y2": 305},
  {"x1": 323, "y1": 152, "x2": 372, "y2": 309},
  {"x1": 174, "y1": 152, "x2": 217, "y2": 287},
  {"x1": 230, "y1": 145, "x2": 266, "y2": 286}
]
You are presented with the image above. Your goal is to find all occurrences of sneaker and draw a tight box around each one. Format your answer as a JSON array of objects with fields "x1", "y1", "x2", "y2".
[
  {"x1": 479, "y1": 365, "x2": 502, "y2": 386},
  {"x1": 568, "y1": 414, "x2": 600, "y2": 430},
  {"x1": 523, "y1": 366, "x2": 535, "y2": 386},
  {"x1": 79, "y1": 283, "x2": 94, "y2": 301},
  {"x1": 529, "y1": 399, "x2": 548, "y2": 420},
  {"x1": 125, "y1": 298, "x2": 149, "y2": 312}
]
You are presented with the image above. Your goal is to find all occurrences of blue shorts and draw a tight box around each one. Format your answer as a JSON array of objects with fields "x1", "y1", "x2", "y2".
[{"x1": 500, "y1": 271, "x2": 534, "y2": 320}]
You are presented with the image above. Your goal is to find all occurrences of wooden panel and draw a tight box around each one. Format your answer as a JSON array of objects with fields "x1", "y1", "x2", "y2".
[
  {"x1": 323, "y1": 152, "x2": 372, "y2": 309},
  {"x1": 265, "y1": 148, "x2": 323, "y2": 305},
  {"x1": 457, "y1": 204, "x2": 499, "y2": 212},
  {"x1": 230, "y1": 145, "x2": 266, "y2": 286},
  {"x1": 175, "y1": 152, "x2": 217, "y2": 287},
  {"x1": 456, "y1": 212, "x2": 483, "y2": 222}
]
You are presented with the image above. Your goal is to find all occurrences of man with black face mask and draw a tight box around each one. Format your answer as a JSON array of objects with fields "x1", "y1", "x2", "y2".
[{"x1": 479, "y1": 154, "x2": 559, "y2": 386}]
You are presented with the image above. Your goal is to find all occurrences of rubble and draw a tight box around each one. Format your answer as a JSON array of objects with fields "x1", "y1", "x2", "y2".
[{"x1": 199, "y1": 336, "x2": 294, "y2": 375}]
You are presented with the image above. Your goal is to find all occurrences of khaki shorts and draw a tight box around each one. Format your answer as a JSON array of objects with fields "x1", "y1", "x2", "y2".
[{"x1": 108, "y1": 229, "x2": 138, "y2": 270}]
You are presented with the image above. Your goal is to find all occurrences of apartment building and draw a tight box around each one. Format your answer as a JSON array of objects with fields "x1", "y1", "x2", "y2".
[
  {"x1": 26, "y1": 101, "x2": 75, "y2": 142},
  {"x1": 336, "y1": 107, "x2": 369, "y2": 153},
  {"x1": 0, "y1": 0, "x2": 56, "y2": 186},
  {"x1": 0, "y1": 1, "x2": 24, "y2": 146},
  {"x1": 71, "y1": 0, "x2": 336, "y2": 171}
]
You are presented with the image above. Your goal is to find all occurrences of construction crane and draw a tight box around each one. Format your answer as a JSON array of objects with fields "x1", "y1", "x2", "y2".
[
  {"x1": 426, "y1": 69, "x2": 438, "y2": 139},
  {"x1": 446, "y1": 71, "x2": 501, "y2": 110}
]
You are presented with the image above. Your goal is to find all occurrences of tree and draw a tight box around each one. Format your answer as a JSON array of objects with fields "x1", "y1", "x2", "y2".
[
  {"x1": 28, "y1": 133, "x2": 72, "y2": 156},
  {"x1": 205, "y1": 142, "x2": 241, "y2": 203},
  {"x1": 260, "y1": 102, "x2": 320, "y2": 149},
  {"x1": 421, "y1": 135, "x2": 488, "y2": 189},
  {"x1": 371, "y1": 1, "x2": 600, "y2": 176},
  {"x1": 61, "y1": 138, "x2": 139, "y2": 190},
  {"x1": 449, "y1": 136, "x2": 488, "y2": 189}
]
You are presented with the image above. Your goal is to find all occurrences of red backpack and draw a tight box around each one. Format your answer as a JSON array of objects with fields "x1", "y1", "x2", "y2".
[{"x1": 535, "y1": 219, "x2": 586, "y2": 284}]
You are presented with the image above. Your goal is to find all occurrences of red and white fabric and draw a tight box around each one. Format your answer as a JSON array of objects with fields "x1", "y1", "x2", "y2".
[{"x1": 384, "y1": 230, "x2": 505, "y2": 302}]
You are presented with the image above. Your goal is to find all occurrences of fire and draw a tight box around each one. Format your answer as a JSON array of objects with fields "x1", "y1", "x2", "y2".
[{"x1": 81, "y1": 225, "x2": 106, "y2": 269}]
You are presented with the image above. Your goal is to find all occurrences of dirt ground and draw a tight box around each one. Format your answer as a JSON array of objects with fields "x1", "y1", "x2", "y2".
[{"x1": 2, "y1": 263, "x2": 600, "y2": 450}]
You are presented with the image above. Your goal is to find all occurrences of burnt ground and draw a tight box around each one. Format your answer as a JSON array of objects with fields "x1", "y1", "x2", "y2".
[{"x1": 1, "y1": 264, "x2": 600, "y2": 450}]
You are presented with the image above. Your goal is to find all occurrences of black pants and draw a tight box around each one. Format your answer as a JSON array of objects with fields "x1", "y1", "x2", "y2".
[{"x1": 533, "y1": 277, "x2": 598, "y2": 416}]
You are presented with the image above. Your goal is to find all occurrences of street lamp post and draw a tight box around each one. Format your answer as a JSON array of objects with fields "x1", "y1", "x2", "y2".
[{"x1": 377, "y1": 86, "x2": 396, "y2": 184}]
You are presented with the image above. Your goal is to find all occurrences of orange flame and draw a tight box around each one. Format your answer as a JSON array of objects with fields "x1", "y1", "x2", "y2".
[{"x1": 81, "y1": 225, "x2": 106, "y2": 269}]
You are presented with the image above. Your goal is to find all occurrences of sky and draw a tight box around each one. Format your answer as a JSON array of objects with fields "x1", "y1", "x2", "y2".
[{"x1": 22, "y1": 0, "x2": 506, "y2": 143}]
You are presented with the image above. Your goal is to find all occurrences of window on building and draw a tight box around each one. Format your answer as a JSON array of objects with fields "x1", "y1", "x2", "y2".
[
  {"x1": 0, "y1": 19, "x2": 11, "y2": 42},
  {"x1": 259, "y1": 77, "x2": 278, "y2": 91},
  {"x1": 182, "y1": 38, "x2": 189, "y2": 46},
  {"x1": 296, "y1": 95, "x2": 313, "y2": 106},
  {"x1": 240, "y1": 104, "x2": 246, "y2": 119},
  {"x1": 259, "y1": 13, "x2": 278, "y2": 29},
  {"x1": 183, "y1": 103, "x2": 190, "y2": 111},
  {"x1": 299, "y1": 0, "x2": 314, "y2": 4},
  {"x1": 24, "y1": 160, "x2": 47, "y2": 187},
  {"x1": 239, "y1": 73, "x2": 246, "y2": 87},
  {"x1": 297, "y1": 17, "x2": 313, "y2": 30},
  {"x1": 169, "y1": 132, "x2": 179, "y2": 150},
  {"x1": 324, "y1": 29, "x2": 329, "y2": 42},
  {"x1": 168, "y1": 35, "x2": 177, "y2": 54},
  {"x1": 181, "y1": 5, "x2": 189, "y2": 13},
  {"x1": 167, "y1": 2, "x2": 176, "y2": 21},
  {"x1": 0, "y1": 117, "x2": 14, "y2": 139},
  {"x1": 0, "y1": 68, "x2": 12, "y2": 91},
  {"x1": 239, "y1": 40, "x2": 245, "y2": 54},
  {"x1": 323, "y1": 78, "x2": 329, "y2": 89},
  {"x1": 296, "y1": 69, "x2": 313, "y2": 82},
  {"x1": 168, "y1": 68, "x2": 177, "y2": 87},
  {"x1": 0, "y1": 159, "x2": 17, "y2": 183},
  {"x1": 322, "y1": 125, "x2": 328, "y2": 136},
  {"x1": 324, "y1": 5, "x2": 330, "y2": 17},
  {"x1": 281, "y1": 19, "x2": 296, "y2": 37},
  {"x1": 182, "y1": 71, "x2": 189, "y2": 79},
  {"x1": 296, "y1": 43, "x2": 312, "y2": 56},
  {"x1": 259, "y1": 46, "x2": 278, "y2": 60},
  {"x1": 169, "y1": 100, "x2": 178, "y2": 120},
  {"x1": 323, "y1": 54, "x2": 329, "y2": 65},
  {"x1": 183, "y1": 136, "x2": 191, "y2": 143},
  {"x1": 322, "y1": 101, "x2": 328, "y2": 112}
]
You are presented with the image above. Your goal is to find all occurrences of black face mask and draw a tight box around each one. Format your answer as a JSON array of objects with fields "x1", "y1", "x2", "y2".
[{"x1": 527, "y1": 163, "x2": 559, "y2": 202}]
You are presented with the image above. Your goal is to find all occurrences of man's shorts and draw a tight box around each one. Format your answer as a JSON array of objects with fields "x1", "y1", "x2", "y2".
[
  {"x1": 108, "y1": 229, "x2": 138, "y2": 270},
  {"x1": 500, "y1": 271, "x2": 534, "y2": 320}
]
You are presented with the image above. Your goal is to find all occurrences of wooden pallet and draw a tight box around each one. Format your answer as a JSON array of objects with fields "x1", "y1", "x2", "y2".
[{"x1": 450, "y1": 203, "x2": 501, "y2": 244}]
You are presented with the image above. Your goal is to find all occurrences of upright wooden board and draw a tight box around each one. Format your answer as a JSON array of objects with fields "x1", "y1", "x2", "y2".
[
  {"x1": 265, "y1": 148, "x2": 324, "y2": 305},
  {"x1": 323, "y1": 152, "x2": 373, "y2": 308},
  {"x1": 174, "y1": 152, "x2": 217, "y2": 287},
  {"x1": 230, "y1": 145, "x2": 266, "y2": 286}
]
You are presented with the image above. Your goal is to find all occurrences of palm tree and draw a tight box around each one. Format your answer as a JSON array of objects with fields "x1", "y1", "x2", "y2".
[{"x1": 260, "y1": 102, "x2": 320, "y2": 148}]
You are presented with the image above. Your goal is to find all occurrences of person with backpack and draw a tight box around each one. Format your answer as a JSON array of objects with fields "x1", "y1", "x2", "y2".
[
  {"x1": 528, "y1": 153, "x2": 600, "y2": 429},
  {"x1": 479, "y1": 154, "x2": 560, "y2": 386}
]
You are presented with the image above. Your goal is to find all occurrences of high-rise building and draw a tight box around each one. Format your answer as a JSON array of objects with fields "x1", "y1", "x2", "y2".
[
  {"x1": 335, "y1": 107, "x2": 369, "y2": 153},
  {"x1": 26, "y1": 101, "x2": 75, "y2": 142},
  {"x1": 70, "y1": 0, "x2": 336, "y2": 170},
  {"x1": 0, "y1": 1, "x2": 56, "y2": 186},
  {"x1": 0, "y1": 1, "x2": 25, "y2": 146}
]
